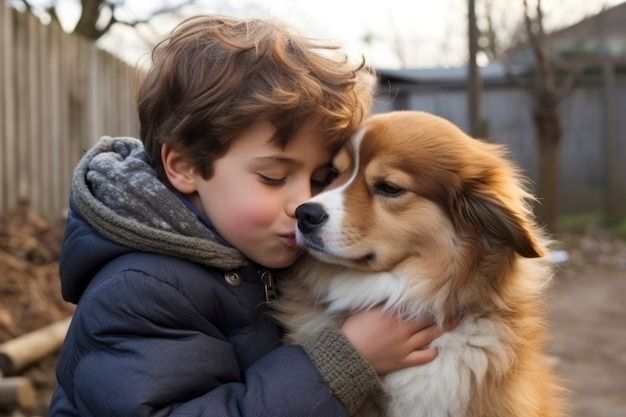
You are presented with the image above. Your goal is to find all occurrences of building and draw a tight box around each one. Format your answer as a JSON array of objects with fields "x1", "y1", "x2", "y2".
[{"x1": 373, "y1": 3, "x2": 626, "y2": 218}]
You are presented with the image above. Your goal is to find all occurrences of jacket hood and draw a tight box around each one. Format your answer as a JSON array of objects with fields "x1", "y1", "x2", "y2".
[{"x1": 60, "y1": 136, "x2": 249, "y2": 302}]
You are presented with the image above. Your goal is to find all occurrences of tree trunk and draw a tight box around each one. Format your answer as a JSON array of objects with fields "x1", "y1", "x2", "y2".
[
  {"x1": 73, "y1": 0, "x2": 107, "y2": 40},
  {"x1": 468, "y1": 0, "x2": 482, "y2": 137},
  {"x1": 533, "y1": 107, "x2": 561, "y2": 234}
]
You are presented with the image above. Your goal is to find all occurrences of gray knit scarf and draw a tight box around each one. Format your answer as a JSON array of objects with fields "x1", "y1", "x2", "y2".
[{"x1": 72, "y1": 136, "x2": 249, "y2": 271}]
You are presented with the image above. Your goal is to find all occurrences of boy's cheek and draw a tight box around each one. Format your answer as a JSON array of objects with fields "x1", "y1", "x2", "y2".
[{"x1": 229, "y1": 202, "x2": 279, "y2": 231}]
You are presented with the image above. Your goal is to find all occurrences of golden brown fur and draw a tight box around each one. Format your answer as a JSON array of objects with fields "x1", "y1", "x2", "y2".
[{"x1": 274, "y1": 111, "x2": 567, "y2": 417}]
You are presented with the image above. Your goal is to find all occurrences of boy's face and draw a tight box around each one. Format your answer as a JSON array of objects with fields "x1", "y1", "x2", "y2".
[{"x1": 190, "y1": 117, "x2": 336, "y2": 268}]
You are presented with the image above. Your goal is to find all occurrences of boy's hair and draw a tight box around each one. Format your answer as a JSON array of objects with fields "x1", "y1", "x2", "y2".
[{"x1": 136, "y1": 14, "x2": 374, "y2": 185}]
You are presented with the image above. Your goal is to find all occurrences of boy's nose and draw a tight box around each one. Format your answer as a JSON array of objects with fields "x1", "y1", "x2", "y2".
[{"x1": 286, "y1": 183, "x2": 313, "y2": 217}]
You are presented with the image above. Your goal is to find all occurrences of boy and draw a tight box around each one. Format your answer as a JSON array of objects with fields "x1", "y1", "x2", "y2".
[{"x1": 49, "y1": 15, "x2": 443, "y2": 417}]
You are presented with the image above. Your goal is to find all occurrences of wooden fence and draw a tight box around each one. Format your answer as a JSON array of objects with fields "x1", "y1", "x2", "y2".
[{"x1": 1, "y1": 3, "x2": 140, "y2": 217}]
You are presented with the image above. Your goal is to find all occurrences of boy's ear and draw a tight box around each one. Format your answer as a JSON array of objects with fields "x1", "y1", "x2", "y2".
[{"x1": 161, "y1": 144, "x2": 197, "y2": 194}]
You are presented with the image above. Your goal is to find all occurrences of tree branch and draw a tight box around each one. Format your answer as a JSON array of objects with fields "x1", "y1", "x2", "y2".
[
  {"x1": 112, "y1": 0, "x2": 199, "y2": 28},
  {"x1": 71, "y1": 0, "x2": 200, "y2": 40}
]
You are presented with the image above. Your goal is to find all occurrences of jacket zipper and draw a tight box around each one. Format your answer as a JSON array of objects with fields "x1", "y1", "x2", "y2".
[{"x1": 257, "y1": 268, "x2": 277, "y2": 302}]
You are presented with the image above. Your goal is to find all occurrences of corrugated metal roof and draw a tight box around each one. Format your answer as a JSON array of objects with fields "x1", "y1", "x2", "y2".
[{"x1": 376, "y1": 62, "x2": 527, "y2": 85}]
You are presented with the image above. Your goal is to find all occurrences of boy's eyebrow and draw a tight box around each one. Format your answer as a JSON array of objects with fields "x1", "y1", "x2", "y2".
[
  {"x1": 253, "y1": 155, "x2": 334, "y2": 170},
  {"x1": 253, "y1": 155, "x2": 301, "y2": 167},
  {"x1": 254, "y1": 155, "x2": 295, "y2": 163}
]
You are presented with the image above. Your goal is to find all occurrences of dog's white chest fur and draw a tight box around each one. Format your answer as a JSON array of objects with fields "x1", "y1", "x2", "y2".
[
  {"x1": 285, "y1": 269, "x2": 511, "y2": 417},
  {"x1": 382, "y1": 317, "x2": 506, "y2": 417}
]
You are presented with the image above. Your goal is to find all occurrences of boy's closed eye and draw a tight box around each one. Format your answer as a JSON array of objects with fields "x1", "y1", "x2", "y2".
[
  {"x1": 257, "y1": 170, "x2": 336, "y2": 190},
  {"x1": 258, "y1": 174, "x2": 286, "y2": 186}
]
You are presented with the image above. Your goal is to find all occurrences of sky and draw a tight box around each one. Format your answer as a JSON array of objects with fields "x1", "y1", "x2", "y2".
[{"x1": 15, "y1": 0, "x2": 626, "y2": 68}]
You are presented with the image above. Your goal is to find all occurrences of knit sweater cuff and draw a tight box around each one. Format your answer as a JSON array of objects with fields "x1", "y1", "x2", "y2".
[{"x1": 303, "y1": 326, "x2": 381, "y2": 415}]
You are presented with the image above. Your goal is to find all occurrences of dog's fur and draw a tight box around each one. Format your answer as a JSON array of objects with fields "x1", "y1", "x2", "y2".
[{"x1": 273, "y1": 111, "x2": 566, "y2": 417}]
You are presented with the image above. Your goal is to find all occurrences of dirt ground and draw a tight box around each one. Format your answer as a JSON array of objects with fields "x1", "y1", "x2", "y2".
[
  {"x1": 547, "y1": 229, "x2": 626, "y2": 417},
  {"x1": 0, "y1": 204, "x2": 625, "y2": 417}
]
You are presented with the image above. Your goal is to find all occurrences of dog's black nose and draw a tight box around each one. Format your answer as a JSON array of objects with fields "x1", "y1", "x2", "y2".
[{"x1": 296, "y1": 203, "x2": 328, "y2": 234}]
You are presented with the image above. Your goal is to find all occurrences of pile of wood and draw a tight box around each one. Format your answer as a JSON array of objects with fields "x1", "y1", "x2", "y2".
[
  {"x1": 0, "y1": 200, "x2": 75, "y2": 412},
  {"x1": 0, "y1": 319, "x2": 71, "y2": 410}
]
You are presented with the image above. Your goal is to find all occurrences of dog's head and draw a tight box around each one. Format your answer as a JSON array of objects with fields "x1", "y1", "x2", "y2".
[{"x1": 295, "y1": 111, "x2": 545, "y2": 276}]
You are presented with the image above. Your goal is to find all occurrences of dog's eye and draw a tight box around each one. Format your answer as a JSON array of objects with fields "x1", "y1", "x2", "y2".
[
  {"x1": 374, "y1": 181, "x2": 405, "y2": 197},
  {"x1": 311, "y1": 166, "x2": 339, "y2": 193}
]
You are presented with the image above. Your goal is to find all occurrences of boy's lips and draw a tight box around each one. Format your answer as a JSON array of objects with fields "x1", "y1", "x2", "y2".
[{"x1": 280, "y1": 232, "x2": 298, "y2": 247}]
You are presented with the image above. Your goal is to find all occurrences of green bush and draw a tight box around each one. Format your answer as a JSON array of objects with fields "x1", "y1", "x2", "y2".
[{"x1": 558, "y1": 212, "x2": 626, "y2": 240}]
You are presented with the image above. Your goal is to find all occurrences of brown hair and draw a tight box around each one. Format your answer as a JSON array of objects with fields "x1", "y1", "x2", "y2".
[{"x1": 136, "y1": 15, "x2": 374, "y2": 185}]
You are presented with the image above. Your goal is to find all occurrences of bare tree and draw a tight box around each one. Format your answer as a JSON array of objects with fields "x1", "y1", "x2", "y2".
[
  {"x1": 467, "y1": 0, "x2": 484, "y2": 137},
  {"x1": 10, "y1": 0, "x2": 198, "y2": 40},
  {"x1": 481, "y1": 0, "x2": 579, "y2": 233},
  {"x1": 516, "y1": 0, "x2": 579, "y2": 233}
]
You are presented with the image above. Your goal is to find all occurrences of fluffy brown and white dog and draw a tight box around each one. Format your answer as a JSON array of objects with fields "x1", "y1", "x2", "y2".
[{"x1": 273, "y1": 111, "x2": 566, "y2": 417}]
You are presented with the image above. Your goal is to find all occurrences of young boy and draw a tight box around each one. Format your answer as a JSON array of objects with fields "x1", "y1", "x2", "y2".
[{"x1": 49, "y1": 15, "x2": 443, "y2": 417}]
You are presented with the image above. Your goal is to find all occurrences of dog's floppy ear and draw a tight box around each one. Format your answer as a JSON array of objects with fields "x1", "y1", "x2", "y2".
[{"x1": 452, "y1": 191, "x2": 544, "y2": 259}]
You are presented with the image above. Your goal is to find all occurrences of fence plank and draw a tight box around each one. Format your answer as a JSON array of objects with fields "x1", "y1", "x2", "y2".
[
  {"x1": 0, "y1": 3, "x2": 6, "y2": 212},
  {"x1": 49, "y1": 22, "x2": 64, "y2": 215},
  {"x1": 38, "y1": 18, "x2": 52, "y2": 216},
  {"x1": 2, "y1": 4, "x2": 18, "y2": 213},
  {"x1": 27, "y1": 12, "x2": 42, "y2": 213},
  {"x1": 15, "y1": 10, "x2": 30, "y2": 207}
]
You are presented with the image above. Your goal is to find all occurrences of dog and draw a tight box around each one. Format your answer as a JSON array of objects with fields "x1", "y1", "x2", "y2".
[{"x1": 273, "y1": 111, "x2": 566, "y2": 417}]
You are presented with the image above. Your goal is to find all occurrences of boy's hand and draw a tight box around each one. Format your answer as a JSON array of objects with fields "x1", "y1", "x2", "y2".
[{"x1": 341, "y1": 306, "x2": 444, "y2": 375}]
